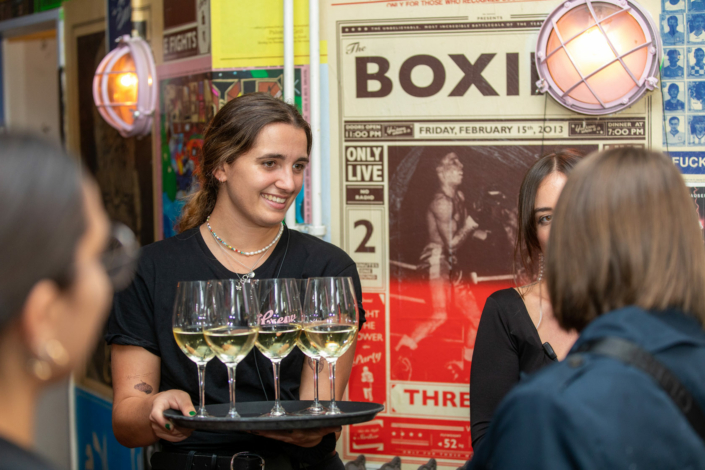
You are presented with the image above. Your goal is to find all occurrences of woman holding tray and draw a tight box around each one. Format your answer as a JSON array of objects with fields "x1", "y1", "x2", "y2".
[{"x1": 107, "y1": 93, "x2": 365, "y2": 470}]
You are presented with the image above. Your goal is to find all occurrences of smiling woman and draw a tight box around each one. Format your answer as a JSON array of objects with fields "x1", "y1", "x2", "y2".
[{"x1": 106, "y1": 93, "x2": 365, "y2": 470}]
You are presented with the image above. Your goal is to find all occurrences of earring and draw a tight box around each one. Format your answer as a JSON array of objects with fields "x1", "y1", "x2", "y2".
[
  {"x1": 28, "y1": 339, "x2": 69, "y2": 381},
  {"x1": 537, "y1": 253, "x2": 544, "y2": 282},
  {"x1": 46, "y1": 339, "x2": 70, "y2": 366},
  {"x1": 28, "y1": 358, "x2": 51, "y2": 381}
]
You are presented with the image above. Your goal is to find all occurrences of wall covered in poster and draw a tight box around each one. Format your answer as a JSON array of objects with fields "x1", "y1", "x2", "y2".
[{"x1": 325, "y1": 0, "x2": 666, "y2": 468}]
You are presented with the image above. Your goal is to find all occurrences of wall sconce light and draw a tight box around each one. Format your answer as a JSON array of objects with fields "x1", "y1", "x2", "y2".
[
  {"x1": 93, "y1": 35, "x2": 156, "y2": 137},
  {"x1": 535, "y1": 0, "x2": 661, "y2": 115}
]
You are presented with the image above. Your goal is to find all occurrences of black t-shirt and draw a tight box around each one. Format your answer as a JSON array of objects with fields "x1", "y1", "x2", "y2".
[
  {"x1": 469, "y1": 288, "x2": 554, "y2": 450},
  {"x1": 106, "y1": 226, "x2": 365, "y2": 455},
  {"x1": 0, "y1": 437, "x2": 57, "y2": 470}
]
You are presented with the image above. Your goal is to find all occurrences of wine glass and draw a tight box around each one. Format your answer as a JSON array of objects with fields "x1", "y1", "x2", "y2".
[
  {"x1": 252, "y1": 278, "x2": 302, "y2": 417},
  {"x1": 204, "y1": 280, "x2": 259, "y2": 418},
  {"x1": 172, "y1": 280, "x2": 215, "y2": 417},
  {"x1": 302, "y1": 277, "x2": 359, "y2": 415},
  {"x1": 295, "y1": 279, "x2": 327, "y2": 415}
]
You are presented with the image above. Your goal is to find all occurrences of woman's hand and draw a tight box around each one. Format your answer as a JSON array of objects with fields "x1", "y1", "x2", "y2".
[
  {"x1": 252, "y1": 426, "x2": 342, "y2": 448},
  {"x1": 149, "y1": 389, "x2": 197, "y2": 443}
]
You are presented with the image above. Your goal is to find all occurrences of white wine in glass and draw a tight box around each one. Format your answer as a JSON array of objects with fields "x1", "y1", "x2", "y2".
[
  {"x1": 303, "y1": 277, "x2": 359, "y2": 415},
  {"x1": 256, "y1": 324, "x2": 302, "y2": 359},
  {"x1": 173, "y1": 328, "x2": 216, "y2": 363},
  {"x1": 205, "y1": 327, "x2": 258, "y2": 363},
  {"x1": 204, "y1": 280, "x2": 259, "y2": 418},
  {"x1": 296, "y1": 279, "x2": 327, "y2": 415},
  {"x1": 253, "y1": 278, "x2": 302, "y2": 417},
  {"x1": 304, "y1": 324, "x2": 358, "y2": 359},
  {"x1": 172, "y1": 280, "x2": 214, "y2": 417}
]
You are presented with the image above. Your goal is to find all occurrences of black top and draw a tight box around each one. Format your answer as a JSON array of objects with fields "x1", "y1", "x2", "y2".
[
  {"x1": 106, "y1": 226, "x2": 365, "y2": 457},
  {"x1": 469, "y1": 288, "x2": 554, "y2": 450},
  {"x1": 0, "y1": 437, "x2": 57, "y2": 470}
]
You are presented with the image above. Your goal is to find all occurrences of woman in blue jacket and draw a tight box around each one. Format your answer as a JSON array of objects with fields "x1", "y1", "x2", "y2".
[{"x1": 470, "y1": 147, "x2": 705, "y2": 469}]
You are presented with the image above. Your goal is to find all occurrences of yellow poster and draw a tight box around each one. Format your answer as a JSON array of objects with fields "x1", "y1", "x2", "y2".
[{"x1": 211, "y1": 0, "x2": 314, "y2": 68}]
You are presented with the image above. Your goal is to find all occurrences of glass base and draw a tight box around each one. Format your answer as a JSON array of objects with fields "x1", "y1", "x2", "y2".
[
  {"x1": 261, "y1": 402, "x2": 288, "y2": 417},
  {"x1": 195, "y1": 409, "x2": 211, "y2": 418},
  {"x1": 294, "y1": 403, "x2": 328, "y2": 415},
  {"x1": 226, "y1": 410, "x2": 241, "y2": 418},
  {"x1": 326, "y1": 402, "x2": 342, "y2": 415}
]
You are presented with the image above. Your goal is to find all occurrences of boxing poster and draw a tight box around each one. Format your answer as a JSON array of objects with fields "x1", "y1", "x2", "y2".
[{"x1": 326, "y1": 0, "x2": 661, "y2": 467}]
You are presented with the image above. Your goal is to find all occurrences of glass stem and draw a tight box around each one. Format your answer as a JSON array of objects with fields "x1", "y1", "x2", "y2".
[
  {"x1": 313, "y1": 358, "x2": 320, "y2": 406},
  {"x1": 273, "y1": 360, "x2": 281, "y2": 403},
  {"x1": 227, "y1": 364, "x2": 239, "y2": 417},
  {"x1": 328, "y1": 359, "x2": 340, "y2": 414},
  {"x1": 197, "y1": 362, "x2": 208, "y2": 417},
  {"x1": 270, "y1": 359, "x2": 285, "y2": 416}
]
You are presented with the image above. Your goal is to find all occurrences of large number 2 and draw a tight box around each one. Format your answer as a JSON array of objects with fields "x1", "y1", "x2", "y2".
[{"x1": 354, "y1": 220, "x2": 375, "y2": 253}]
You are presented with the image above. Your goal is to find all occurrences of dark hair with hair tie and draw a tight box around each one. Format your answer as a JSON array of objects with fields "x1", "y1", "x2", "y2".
[{"x1": 178, "y1": 93, "x2": 312, "y2": 233}]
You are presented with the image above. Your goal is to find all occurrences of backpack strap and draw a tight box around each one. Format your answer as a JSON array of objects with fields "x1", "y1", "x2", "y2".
[{"x1": 575, "y1": 336, "x2": 705, "y2": 443}]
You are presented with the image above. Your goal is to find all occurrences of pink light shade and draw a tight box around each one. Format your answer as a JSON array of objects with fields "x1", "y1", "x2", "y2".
[
  {"x1": 93, "y1": 35, "x2": 156, "y2": 138},
  {"x1": 536, "y1": 0, "x2": 661, "y2": 115}
]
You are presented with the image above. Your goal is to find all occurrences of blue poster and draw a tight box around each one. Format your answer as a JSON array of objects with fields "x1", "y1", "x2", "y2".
[
  {"x1": 75, "y1": 386, "x2": 143, "y2": 470},
  {"x1": 107, "y1": 0, "x2": 132, "y2": 50}
]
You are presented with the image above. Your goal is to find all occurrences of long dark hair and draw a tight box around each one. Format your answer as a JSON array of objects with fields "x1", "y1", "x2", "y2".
[
  {"x1": 0, "y1": 134, "x2": 85, "y2": 331},
  {"x1": 178, "y1": 93, "x2": 312, "y2": 232},
  {"x1": 514, "y1": 149, "x2": 584, "y2": 283}
]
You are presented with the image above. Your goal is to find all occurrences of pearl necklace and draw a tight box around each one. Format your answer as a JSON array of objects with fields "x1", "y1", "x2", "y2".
[{"x1": 206, "y1": 216, "x2": 284, "y2": 256}]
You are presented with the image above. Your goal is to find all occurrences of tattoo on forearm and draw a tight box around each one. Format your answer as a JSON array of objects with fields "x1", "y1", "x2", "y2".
[
  {"x1": 307, "y1": 357, "x2": 324, "y2": 372},
  {"x1": 134, "y1": 381, "x2": 153, "y2": 394}
]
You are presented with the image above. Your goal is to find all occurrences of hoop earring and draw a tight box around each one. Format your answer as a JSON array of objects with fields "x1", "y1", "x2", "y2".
[{"x1": 28, "y1": 339, "x2": 69, "y2": 381}]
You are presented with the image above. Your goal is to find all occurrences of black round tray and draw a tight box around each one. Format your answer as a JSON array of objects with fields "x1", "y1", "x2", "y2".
[{"x1": 164, "y1": 401, "x2": 384, "y2": 431}]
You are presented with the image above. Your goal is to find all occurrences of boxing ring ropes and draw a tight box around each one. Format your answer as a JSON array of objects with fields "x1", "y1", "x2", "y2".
[{"x1": 388, "y1": 260, "x2": 514, "y2": 305}]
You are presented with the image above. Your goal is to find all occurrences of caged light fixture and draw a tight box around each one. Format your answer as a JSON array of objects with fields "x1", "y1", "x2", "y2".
[
  {"x1": 93, "y1": 35, "x2": 157, "y2": 137},
  {"x1": 535, "y1": 0, "x2": 662, "y2": 115}
]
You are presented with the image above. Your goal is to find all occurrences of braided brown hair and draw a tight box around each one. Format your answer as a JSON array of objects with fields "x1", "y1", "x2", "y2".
[{"x1": 178, "y1": 93, "x2": 312, "y2": 232}]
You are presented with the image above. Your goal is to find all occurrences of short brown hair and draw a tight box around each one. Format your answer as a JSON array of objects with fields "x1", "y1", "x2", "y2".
[
  {"x1": 547, "y1": 147, "x2": 705, "y2": 332},
  {"x1": 178, "y1": 93, "x2": 312, "y2": 232},
  {"x1": 515, "y1": 149, "x2": 584, "y2": 283}
]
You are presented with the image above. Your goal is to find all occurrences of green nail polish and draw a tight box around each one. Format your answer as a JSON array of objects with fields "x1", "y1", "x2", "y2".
[
  {"x1": 189, "y1": 411, "x2": 196, "y2": 416},
  {"x1": 165, "y1": 423, "x2": 171, "y2": 430}
]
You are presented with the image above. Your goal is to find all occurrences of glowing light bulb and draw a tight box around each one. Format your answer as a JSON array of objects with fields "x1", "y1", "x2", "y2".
[
  {"x1": 539, "y1": 1, "x2": 655, "y2": 111},
  {"x1": 568, "y1": 26, "x2": 616, "y2": 76},
  {"x1": 119, "y1": 73, "x2": 138, "y2": 88}
]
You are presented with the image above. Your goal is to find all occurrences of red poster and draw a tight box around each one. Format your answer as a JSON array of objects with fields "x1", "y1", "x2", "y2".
[{"x1": 348, "y1": 293, "x2": 387, "y2": 406}]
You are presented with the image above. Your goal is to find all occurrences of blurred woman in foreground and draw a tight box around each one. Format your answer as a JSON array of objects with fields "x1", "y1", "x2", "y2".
[
  {"x1": 470, "y1": 148, "x2": 705, "y2": 468},
  {"x1": 0, "y1": 135, "x2": 117, "y2": 469}
]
